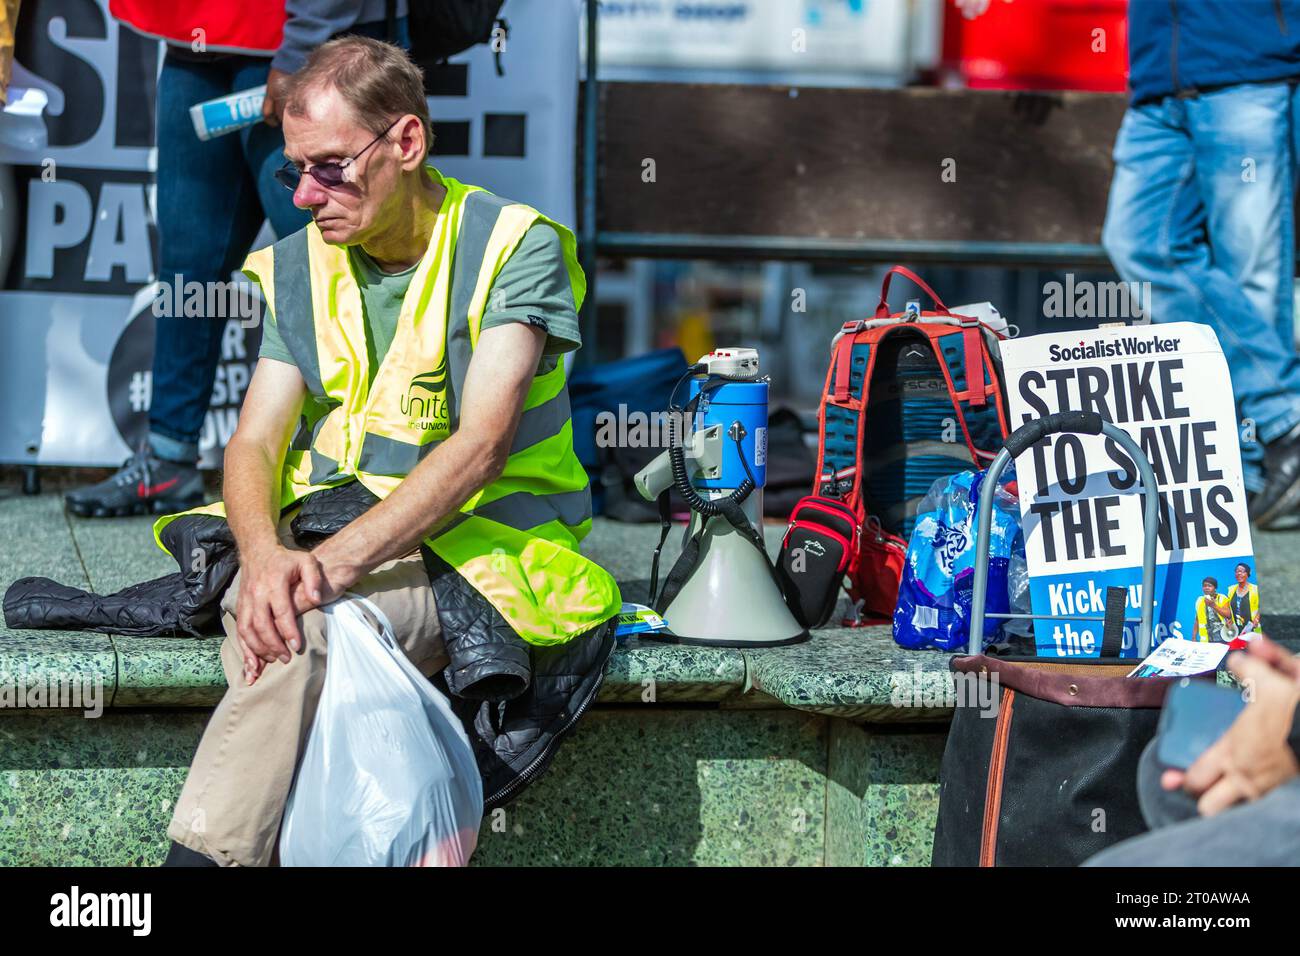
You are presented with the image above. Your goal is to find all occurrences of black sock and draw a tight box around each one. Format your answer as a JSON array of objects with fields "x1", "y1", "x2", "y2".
[{"x1": 161, "y1": 840, "x2": 219, "y2": 867}]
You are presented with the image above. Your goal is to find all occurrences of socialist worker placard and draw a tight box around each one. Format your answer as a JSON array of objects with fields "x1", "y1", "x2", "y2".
[{"x1": 1001, "y1": 322, "x2": 1257, "y2": 658}]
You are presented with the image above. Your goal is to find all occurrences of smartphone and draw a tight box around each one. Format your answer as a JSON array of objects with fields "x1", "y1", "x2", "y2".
[{"x1": 1156, "y1": 677, "x2": 1247, "y2": 770}]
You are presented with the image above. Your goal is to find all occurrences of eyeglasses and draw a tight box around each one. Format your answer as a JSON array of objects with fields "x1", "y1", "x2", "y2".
[{"x1": 274, "y1": 117, "x2": 401, "y2": 191}]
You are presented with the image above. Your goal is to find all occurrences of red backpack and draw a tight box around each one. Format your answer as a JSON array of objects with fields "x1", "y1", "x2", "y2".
[{"x1": 809, "y1": 267, "x2": 1011, "y2": 625}]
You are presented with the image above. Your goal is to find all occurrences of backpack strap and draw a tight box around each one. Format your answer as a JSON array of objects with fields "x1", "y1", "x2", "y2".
[
  {"x1": 875, "y1": 265, "x2": 949, "y2": 318},
  {"x1": 872, "y1": 265, "x2": 989, "y2": 409},
  {"x1": 831, "y1": 325, "x2": 858, "y2": 404},
  {"x1": 960, "y1": 317, "x2": 987, "y2": 409}
]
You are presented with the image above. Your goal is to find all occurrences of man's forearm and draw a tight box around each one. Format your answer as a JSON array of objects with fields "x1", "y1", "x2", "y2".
[
  {"x1": 272, "y1": 0, "x2": 368, "y2": 74},
  {"x1": 223, "y1": 438, "x2": 287, "y2": 560},
  {"x1": 299, "y1": 321, "x2": 543, "y2": 583},
  {"x1": 317, "y1": 431, "x2": 505, "y2": 575}
]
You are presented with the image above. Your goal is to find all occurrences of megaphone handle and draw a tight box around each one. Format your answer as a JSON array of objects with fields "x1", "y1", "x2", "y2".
[{"x1": 653, "y1": 518, "x2": 709, "y2": 615}]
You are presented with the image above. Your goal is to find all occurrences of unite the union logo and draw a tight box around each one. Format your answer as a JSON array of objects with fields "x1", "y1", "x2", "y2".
[{"x1": 400, "y1": 355, "x2": 451, "y2": 433}]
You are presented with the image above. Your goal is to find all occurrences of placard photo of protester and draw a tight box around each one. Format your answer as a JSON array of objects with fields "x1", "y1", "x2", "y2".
[
  {"x1": 1227, "y1": 562, "x2": 1262, "y2": 639},
  {"x1": 1189, "y1": 565, "x2": 1263, "y2": 645},
  {"x1": 1187, "y1": 563, "x2": 1263, "y2": 647},
  {"x1": 1191, "y1": 575, "x2": 1237, "y2": 644}
]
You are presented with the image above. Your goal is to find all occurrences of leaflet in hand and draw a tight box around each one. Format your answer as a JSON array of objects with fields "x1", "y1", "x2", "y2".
[{"x1": 189, "y1": 85, "x2": 267, "y2": 141}]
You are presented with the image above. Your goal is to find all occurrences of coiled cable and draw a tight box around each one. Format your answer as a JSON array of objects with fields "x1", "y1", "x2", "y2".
[{"x1": 666, "y1": 367, "x2": 756, "y2": 515}]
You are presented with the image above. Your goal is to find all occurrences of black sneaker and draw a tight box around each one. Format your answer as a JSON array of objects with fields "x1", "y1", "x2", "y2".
[
  {"x1": 160, "y1": 840, "x2": 219, "y2": 867},
  {"x1": 64, "y1": 445, "x2": 206, "y2": 518},
  {"x1": 1249, "y1": 423, "x2": 1300, "y2": 530}
]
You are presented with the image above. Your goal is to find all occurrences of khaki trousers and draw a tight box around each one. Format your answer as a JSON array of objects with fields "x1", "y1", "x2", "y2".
[{"x1": 167, "y1": 516, "x2": 448, "y2": 866}]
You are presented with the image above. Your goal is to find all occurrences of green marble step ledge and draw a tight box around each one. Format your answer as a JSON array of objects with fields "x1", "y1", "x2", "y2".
[
  {"x1": 91, "y1": 628, "x2": 960, "y2": 720},
  {"x1": 0, "y1": 501, "x2": 959, "y2": 719}
]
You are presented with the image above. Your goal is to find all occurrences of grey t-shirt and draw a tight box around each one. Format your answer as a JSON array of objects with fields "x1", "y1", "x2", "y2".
[{"x1": 259, "y1": 222, "x2": 582, "y2": 377}]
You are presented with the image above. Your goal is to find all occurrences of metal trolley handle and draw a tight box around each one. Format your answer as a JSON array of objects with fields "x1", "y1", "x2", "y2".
[{"x1": 967, "y1": 411, "x2": 1160, "y2": 657}]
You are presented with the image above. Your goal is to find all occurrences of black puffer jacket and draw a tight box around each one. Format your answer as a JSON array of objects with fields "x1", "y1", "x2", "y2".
[
  {"x1": 4, "y1": 482, "x2": 615, "y2": 809},
  {"x1": 5, "y1": 508, "x2": 241, "y2": 638}
]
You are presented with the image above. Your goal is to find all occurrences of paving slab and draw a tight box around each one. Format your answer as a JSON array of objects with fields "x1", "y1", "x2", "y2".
[
  {"x1": 111, "y1": 636, "x2": 226, "y2": 708},
  {"x1": 0, "y1": 491, "x2": 91, "y2": 612},
  {"x1": 470, "y1": 708, "x2": 829, "y2": 867},
  {"x1": 65, "y1": 510, "x2": 223, "y2": 706},
  {"x1": 746, "y1": 627, "x2": 953, "y2": 722},
  {"x1": 0, "y1": 492, "x2": 116, "y2": 705},
  {"x1": 0, "y1": 710, "x2": 206, "y2": 865},
  {"x1": 1247, "y1": 527, "x2": 1300, "y2": 647},
  {"x1": 66, "y1": 510, "x2": 176, "y2": 596}
]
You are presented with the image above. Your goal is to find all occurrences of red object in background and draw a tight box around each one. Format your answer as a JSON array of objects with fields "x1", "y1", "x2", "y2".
[
  {"x1": 942, "y1": 0, "x2": 1128, "y2": 93},
  {"x1": 111, "y1": 0, "x2": 287, "y2": 56}
]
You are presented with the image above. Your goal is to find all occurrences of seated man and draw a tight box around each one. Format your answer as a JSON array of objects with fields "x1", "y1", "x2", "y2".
[
  {"x1": 1085, "y1": 635, "x2": 1300, "y2": 866},
  {"x1": 161, "y1": 36, "x2": 621, "y2": 866}
]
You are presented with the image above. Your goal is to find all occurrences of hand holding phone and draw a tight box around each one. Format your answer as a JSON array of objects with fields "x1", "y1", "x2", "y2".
[
  {"x1": 1155, "y1": 677, "x2": 1246, "y2": 771},
  {"x1": 1160, "y1": 640, "x2": 1300, "y2": 816}
]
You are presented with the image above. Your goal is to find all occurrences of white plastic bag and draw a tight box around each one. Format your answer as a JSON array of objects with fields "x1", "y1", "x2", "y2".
[{"x1": 279, "y1": 594, "x2": 483, "y2": 867}]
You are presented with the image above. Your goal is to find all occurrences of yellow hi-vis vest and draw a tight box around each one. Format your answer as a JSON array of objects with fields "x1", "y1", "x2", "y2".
[
  {"x1": 1195, "y1": 594, "x2": 1232, "y2": 641},
  {"x1": 152, "y1": 167, "x2": 621, "y2": 646},
  {"x1": 1227, "y1": 582, "x2": 1260, "y2": 627}
]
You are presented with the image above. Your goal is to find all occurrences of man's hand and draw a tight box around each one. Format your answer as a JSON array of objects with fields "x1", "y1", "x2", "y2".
[
  {"x1": 234, "y1": 540, "x2": 362, "y2": 685},
  {"x1": 262, "y1": 67, "x2": 291, "y2": 126},
  {"x1": 291, "y1": 537, "x2": 365, "y2": 612},
  {"x1": 235, "y1": 543, "x2": 327, "y2": 666},
  {"x1": 1244, "y1": 633, "x2": 1300, "y2": 680},
  {"x1": 1163, "y1": 637, "x2": 1300, "y2": 815}
]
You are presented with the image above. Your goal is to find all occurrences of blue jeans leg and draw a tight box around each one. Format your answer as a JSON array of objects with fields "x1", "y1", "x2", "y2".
[
  {"x1": 1189, "y1": 83, "x2": 1300, "y2": 462},
  {"x1": 1103, "y1": 87, "x2": 1300, "y2": 492},
  {"x1": 148, "y1": 53, "x2": 309, "y2": 463},
  {"x1": 234, "y1": 58, "x2": 311, "y2": 241}
]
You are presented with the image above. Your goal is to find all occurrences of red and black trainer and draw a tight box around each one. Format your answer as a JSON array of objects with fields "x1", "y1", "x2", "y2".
[{"x1": 64, "y1": 446, "x2": 206, "y2": 518}]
